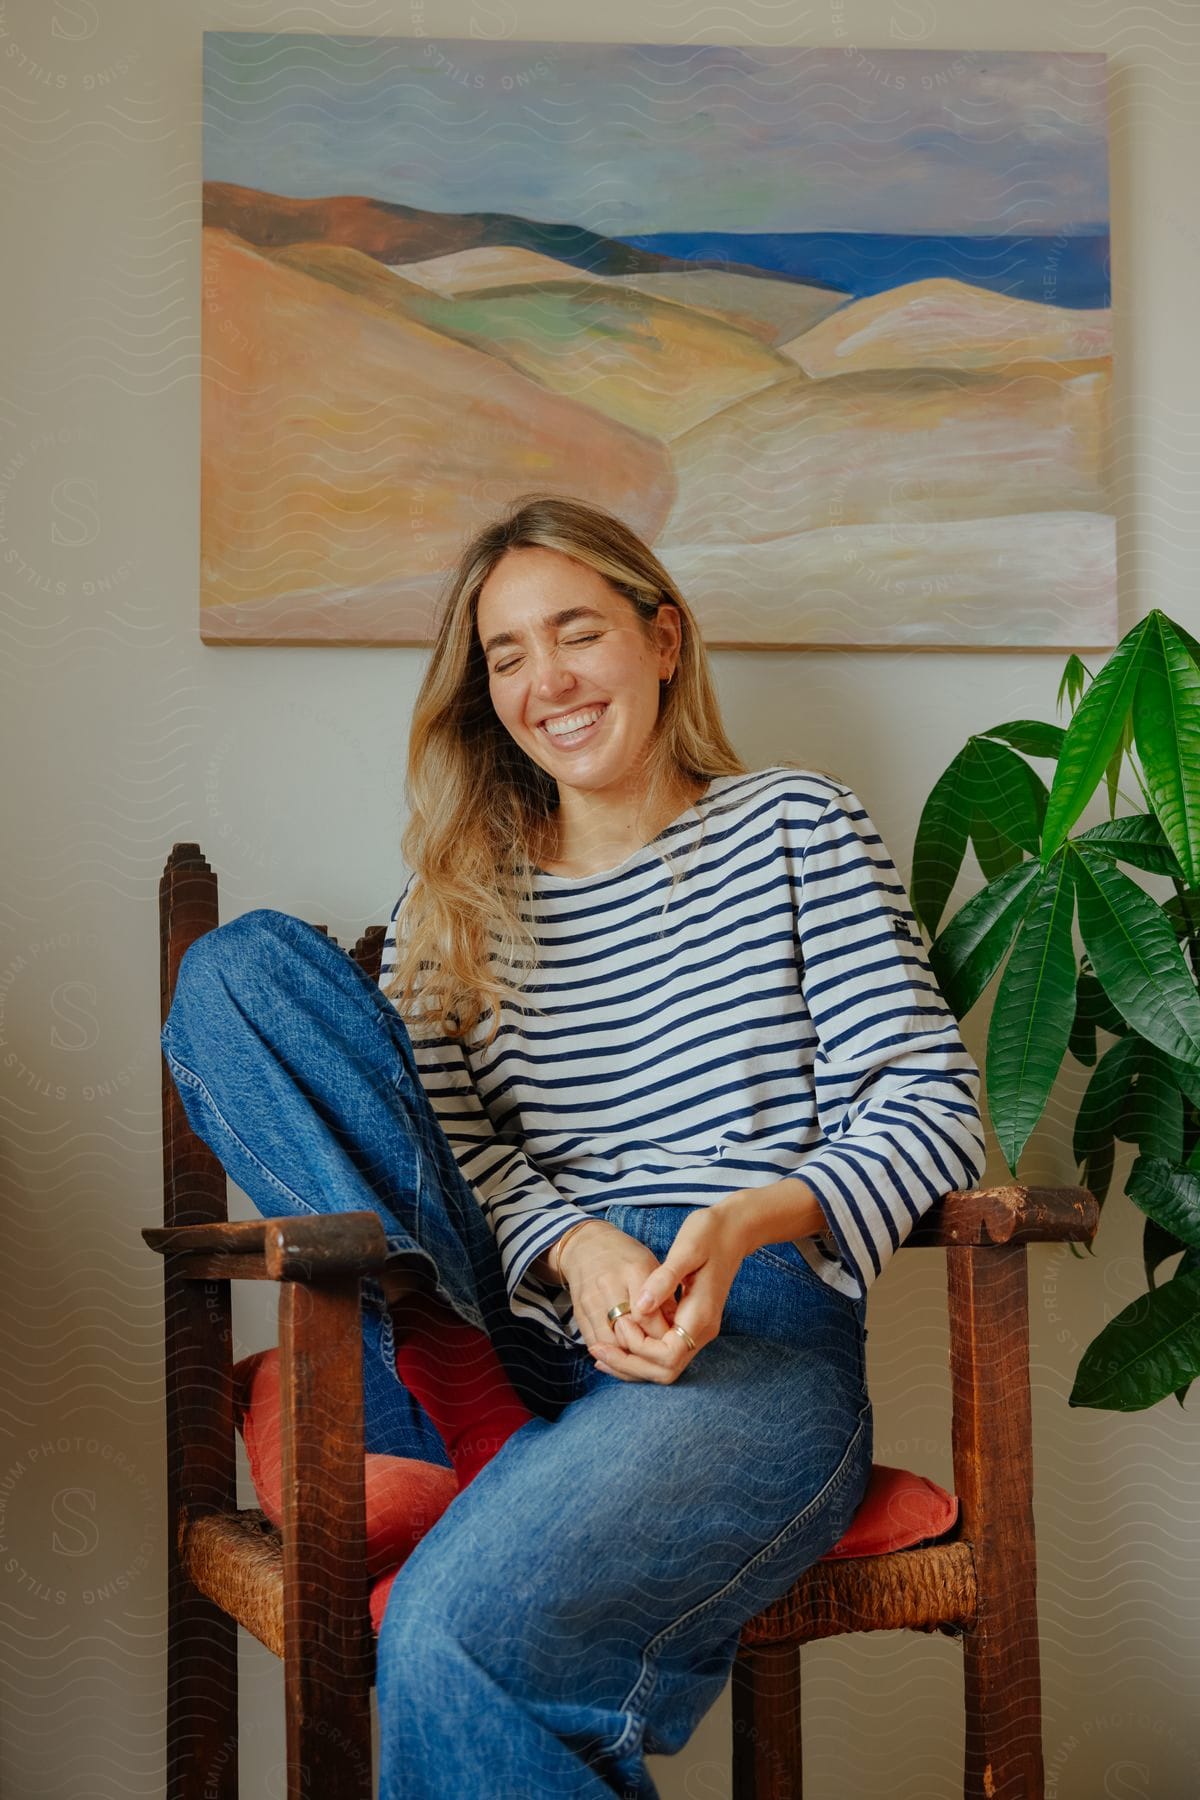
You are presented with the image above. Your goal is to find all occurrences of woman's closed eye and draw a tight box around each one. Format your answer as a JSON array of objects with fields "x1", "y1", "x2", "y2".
[{"x1": 494, "y1": 633, "x2": 601, "y2": 675}]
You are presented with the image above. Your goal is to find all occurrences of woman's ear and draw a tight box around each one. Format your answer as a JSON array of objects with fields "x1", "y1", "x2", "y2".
[{"x1": 656, "y1": 601, "x2": 684, "y2": 672}]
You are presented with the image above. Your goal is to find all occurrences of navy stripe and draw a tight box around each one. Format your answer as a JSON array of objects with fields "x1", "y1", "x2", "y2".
[{"x1": 378, "y1": 767, "x2": 985, "y2": 1346}]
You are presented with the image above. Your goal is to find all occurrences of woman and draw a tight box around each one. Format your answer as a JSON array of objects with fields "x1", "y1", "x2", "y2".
[{"x1": 162, "y1": 494, "x2": 985, "y2": 1799}]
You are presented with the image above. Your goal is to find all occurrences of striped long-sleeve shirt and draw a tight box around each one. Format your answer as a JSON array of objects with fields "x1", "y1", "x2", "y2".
[{"x1": 378, "y1": 766, "x2": 986, "y2": 1348}]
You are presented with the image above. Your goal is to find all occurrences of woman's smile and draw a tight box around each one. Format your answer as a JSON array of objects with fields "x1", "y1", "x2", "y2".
[{"x1": 538, "y1": 703, "x2": 610, "y2": 748}]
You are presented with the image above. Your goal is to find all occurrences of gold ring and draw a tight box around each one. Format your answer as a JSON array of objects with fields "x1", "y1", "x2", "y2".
[
  {"x1": 606, "y1": 1300, "x2": 633, "y2": 1324},
  {"x1": 671, "y1": 1323, "x2": 696, "y2": 1352}
]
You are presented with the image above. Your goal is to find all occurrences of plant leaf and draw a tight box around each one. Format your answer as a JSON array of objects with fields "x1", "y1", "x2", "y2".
[
  {"x1": 1080, "y1": 1134, "x2": 1116, "y2": 1208},
  {"x1": 1075, "y1": 814, "x2": 1185, "y2": 880},
  {"x1": 1069, "y1": 964, "x2": 1128, "y2": 1066},
  {"x1": 1068, "y1": 972, "x2": 1097, "y2": 1068},
  {"x1": 1081, "y1": 962, "x2": 1128, "y2": 1035},
  {"x1": 971, "y1": 812, "x2": 1024, "y2": 882},
  {"x1": 1104, "y1": 714, "x2": 1133, "y2": 819},
  {"x1": 1073, "y1": 846, "x2": 1200, "y2": 1065},
  {"x1": 979, "y1": 719, "x2": 1067, "y2": 760},
  {"x1": 930, "y1": 859, "x2": 1041, "y2": 1019},
  {"x1": 1131, "y1": 613, "x2": 1200, "y2": 885},
  {"x1": 1042, "y1": 617, "x2": 1151, "y2": 860},
  {"x1": 1164, "y1": 892, "x2": 1200, "y2": 938},
  {"x1": 911, "y1": 747, "x2": 974, "y2": 938},
  {"x1": 986, "y1": 851, "x2": 1077, "y2": 1172},
  {"x1": 1143, "y1": 1212, "x2": 1188, "y2": 1290},
  {"x1": 1073, "y1": 1035, "x2": 1141, "y2": 1165},
  {"x1": 1163, "y1": 613, "x2": 1200, "y2": 672},
  {"x1": 1122, "y1": 1183, "x2": 1200, "y2": 1397},
  {"x1": 1069, "y1": 1266, "x2": 1200, "y2": 1410},
  {"x1": 1011, "y1": 754, "x2": 1051, "y2": 846},
  {"x1": 1166, "y1": 1050, "x2": 1200, "y2": 1110},
  {"x1": 1170, "y1": 1294, "x2": 1199, "y2": 1408},
  {"x1": 1118, "y1": 1043, "x2": 1185, "y2": 1163},
  {"x1": 1057, "y1": 653, "x2": 1089, "y2": 716},
  {"x1": 1127, "y1": 1155, "x2": 1200, "y2": 1252},
  {"x1": 969, "y1": 737, "x2": 1044, "y2": 855}
]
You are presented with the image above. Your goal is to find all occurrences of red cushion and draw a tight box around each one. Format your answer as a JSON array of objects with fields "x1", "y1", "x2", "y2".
[
  {"x1": 818, "y1": 1462, "x2": 958, "y2": 1559},
  {"x1": 370, "y1": 1565, "x2": 402, "y2": 1636},
  {"x1": 233, "y1": 1353, "x2": 957, "y2": 1635},
  {"x1": 231, "y1": 1350, "x2": 458, "y2": 1580},
  {"x1": 368, "y1": 1463, "x2": 960, "y2": 1636},
  {"x1": 369, "y1": 1465, "x2": 960, "y2": 1637}
]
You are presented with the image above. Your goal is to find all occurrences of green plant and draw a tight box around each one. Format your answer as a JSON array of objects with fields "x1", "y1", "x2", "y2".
[{"x1": 912, "y1": 611, "x2": 1200, "y2": 1413}]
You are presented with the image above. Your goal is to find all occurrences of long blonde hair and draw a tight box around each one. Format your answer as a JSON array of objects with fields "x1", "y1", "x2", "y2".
[{"x1": 383, "y1": 493, "x2": 749, "y2": 1046}]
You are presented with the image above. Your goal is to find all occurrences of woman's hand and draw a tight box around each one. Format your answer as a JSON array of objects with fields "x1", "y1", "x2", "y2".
[
  {"x1": 557, "y1": 1220, "x2": 681, "y2": 1369},
  {"x1": 571, "y1": 1204, "x2": 750, "y2": 1386}
]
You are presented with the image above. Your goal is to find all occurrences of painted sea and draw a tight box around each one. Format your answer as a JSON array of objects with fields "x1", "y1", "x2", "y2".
[{"x1": 614, "y1": 231, "x2": 1110, "y2": 309}]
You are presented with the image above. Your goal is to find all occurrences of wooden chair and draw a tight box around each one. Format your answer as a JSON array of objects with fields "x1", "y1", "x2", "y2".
[{"x1": 144, "y1": 843, "x2": 1099, "y2": 1800}]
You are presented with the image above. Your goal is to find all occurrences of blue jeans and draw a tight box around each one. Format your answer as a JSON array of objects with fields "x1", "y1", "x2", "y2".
[{"x1": 161, "y1": 909, "x2": 873, "y2": 1800}]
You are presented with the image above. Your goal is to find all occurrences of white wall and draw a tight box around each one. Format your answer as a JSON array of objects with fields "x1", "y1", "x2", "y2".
[{"x1": 4, "y1": 2, "x2": 1199, "y2": 1795}]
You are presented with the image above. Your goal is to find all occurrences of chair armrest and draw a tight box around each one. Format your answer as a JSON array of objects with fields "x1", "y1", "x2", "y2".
[
  {"x1": 904, "y1": 1184, "x2": 1098, "y2": 1250},
  {"x1": 143, "y1": 1209, "x2": 391, "y2": 1280}
]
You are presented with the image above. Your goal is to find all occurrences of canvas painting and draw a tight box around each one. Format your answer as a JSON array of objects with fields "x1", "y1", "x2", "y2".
[{"x1": 201, "y1": 36, "x2": 1113, "y2": 648}]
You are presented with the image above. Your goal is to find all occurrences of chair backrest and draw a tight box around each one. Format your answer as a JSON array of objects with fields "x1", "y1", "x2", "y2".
[
  {"x1": 160, "y1": 844, "x2": 386, "y2": 1232},
  {"x1": 160, "y1": 846, "x2": 224, "y2": 1233}
]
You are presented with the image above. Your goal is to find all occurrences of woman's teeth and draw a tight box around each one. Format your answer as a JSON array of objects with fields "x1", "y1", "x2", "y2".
[{"x1": 541, "y1": 705, "x2": 607, "y2": 745}]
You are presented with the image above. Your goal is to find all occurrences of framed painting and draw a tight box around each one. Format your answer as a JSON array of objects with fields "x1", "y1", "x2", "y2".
[{"x1": 201, "y1": 36, "x2": 1113, "y2": 649}]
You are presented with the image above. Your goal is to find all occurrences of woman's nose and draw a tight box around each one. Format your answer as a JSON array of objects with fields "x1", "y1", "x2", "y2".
[{"x1": 532, "y1": 647, "x2": 577, "y2": 694}]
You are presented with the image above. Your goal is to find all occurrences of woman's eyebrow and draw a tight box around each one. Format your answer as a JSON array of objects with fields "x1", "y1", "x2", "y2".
[{"x1": 481, "y1": 606, "x2": 607, "y2": 656}]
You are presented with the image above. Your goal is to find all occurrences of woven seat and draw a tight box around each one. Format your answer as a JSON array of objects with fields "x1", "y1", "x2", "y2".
[
  {"x1": 743, "y1": 1537, "x2": 976, "y2": 1645},
  {"x1": 178, "y1": 1507, "x2": 979, "y2": 1673},
  {"x1": 181, "y1": 1508, "x2": 287, "y2": 1660},
  {"x1": 181, "y1": 1508, "x2": 979, "y2": 1673},
  {"x1": 146, "y1": 844, "x2": 1099, "y2": 1799}
]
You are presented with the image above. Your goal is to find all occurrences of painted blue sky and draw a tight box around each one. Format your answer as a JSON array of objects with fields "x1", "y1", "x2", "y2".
[{"x1": 204, "y1": 36, "x2": 1109, "y2": 239}]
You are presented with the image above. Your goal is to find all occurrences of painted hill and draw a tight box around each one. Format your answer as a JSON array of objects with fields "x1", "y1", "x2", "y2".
[
  {"x1": 199, "y1": 228, "x2": 673, "y2": 638},
  {"x1": 396, "y1": 246, "x2": 600, "y2": 295},
  {"x1": 662, "y1": 361, "x2": 1108, "y2": 542},
  {"x1": 603, "y1": 271, "x2": 846, "y2": 347},
  {"x1": 781, "y1": 277, "x2": 1111, "y2": 377},
  {"x1": 204, "y1": 181, "x2": 791, "y2": 284},
  {"x1": 396, "y1": 248, "x2": 848, "y2": 346},
  {"x1": 268, "y1": 241, "x2": 796, "y2": 439},
  {"x1": 656, "y1": 511, "x2": 1115, "y2": 649},
  {"x1": 658, "y1": 277, "x2": 1113, "y2": 647}
]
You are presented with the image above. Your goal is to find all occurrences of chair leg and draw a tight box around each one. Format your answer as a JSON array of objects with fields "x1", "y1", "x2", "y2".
[
  {"x1": 731, "y1": 1641, "x2": 803, "y2": 1800},
  {"x1": 961, "y1": 1601, "x2": 1044, "y2": 1800},
  {"x1": 949, "y1": 1245, "x2": 1045, "y2": 1799},
  {"x1": 167, "y1": 1575, "x2": 239, "y2": 1799},
  {"x1": 165, "y1": 1274, "x2": 239, "y2": 1799},
  {"x1": 279, "y1": 1278, "x2": 374, "y2": 1800}
]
